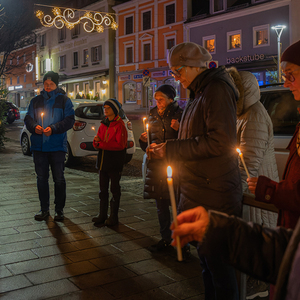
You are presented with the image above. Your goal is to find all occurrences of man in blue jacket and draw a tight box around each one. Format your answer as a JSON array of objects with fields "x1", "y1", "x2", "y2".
[{"x1": 24, "y1": 71, "x2": 75, "y2": 221}]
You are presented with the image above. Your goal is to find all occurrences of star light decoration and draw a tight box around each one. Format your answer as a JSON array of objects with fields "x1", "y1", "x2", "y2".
[{"x1": 35, "y1": 5, "x2": 118, "y2": 33}]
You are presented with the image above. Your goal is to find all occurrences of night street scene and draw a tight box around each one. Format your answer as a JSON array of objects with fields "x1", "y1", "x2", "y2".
[{"x1": 0, "y1": 0, "x2": 300, "y2": 299}]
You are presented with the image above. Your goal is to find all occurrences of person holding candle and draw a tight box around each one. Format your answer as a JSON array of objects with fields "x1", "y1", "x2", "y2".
[
  {"x1": 149, "y1": 42, "x2": 242, "y2": 299},
  {"x1": 247, "y1": 40, "x2": 300, "y2": 299},
  {"x1": 24, "y1": 71, "x2": 75, "y2": 221},
  {"x1": 139, "y1": 84, "x2": 183, "y2": 253},
  {"x1": 170, "y1": 205, "x2": 300, "y2": 300},
  {"x1": 228, "y1": 68, "x2": 279, "y2": 299},
  {"x1": 92, "y1": 99, "x2": 127, "y2": 226}
]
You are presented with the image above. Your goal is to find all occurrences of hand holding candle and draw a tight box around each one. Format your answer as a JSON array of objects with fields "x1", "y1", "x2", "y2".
[
  {"x1": 236, "y1": 148, "x2": 250, "y2": 178},
  {"x1": 167, "y1": 166, "x2": 183, "y2": 261}
]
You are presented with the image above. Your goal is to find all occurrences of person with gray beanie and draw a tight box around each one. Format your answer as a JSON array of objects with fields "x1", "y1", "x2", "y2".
[
  {"x1": 149, "y1": 42, "x2": 242, "y2": 299},
  {"x1": 139, "y1": 84, "x2": 183, "y2": 253},
  {"x1": 92, "y1": 98, "x2": 127, "y2": 226}
]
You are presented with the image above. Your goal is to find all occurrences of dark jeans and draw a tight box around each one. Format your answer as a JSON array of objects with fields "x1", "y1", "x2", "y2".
[
  {"x1": 99, "y1": 170, "x2": 121, "y2": 202},
  {"x1": 33, "y1": 151, "x2": 66, "y2": 212},
  {"x1": 155, "y1": 199, "x2": 171, "y2": 242},
  {"x1": 198, "y1": 252, "x2": 239, "y2": 300}
]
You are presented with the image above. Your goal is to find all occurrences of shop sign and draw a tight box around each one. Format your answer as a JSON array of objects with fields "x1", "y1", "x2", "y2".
[
  {"x1": 133, "y1": 74, "x2": 143, "y2": 79},
  {"x1": 227, "y1": 54, "x2": 265, "y2": 64},
  {"x1": 15, "y1": 85, "x2": 23, "y2": 89},
  {"x1": 119, "y1": 75, "x2": 131, "y2": 81},
  {"x1": 152, "y1": 71, "x2": 167, "y2": 78},
  {"x1": 8, "y1": 86, "x2": 14, "y2": 91}
]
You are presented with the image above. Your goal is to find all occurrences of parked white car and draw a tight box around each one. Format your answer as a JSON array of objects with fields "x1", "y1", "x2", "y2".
[{"x1": 20, "y1": 99, "x2": 136, "y2": 166}]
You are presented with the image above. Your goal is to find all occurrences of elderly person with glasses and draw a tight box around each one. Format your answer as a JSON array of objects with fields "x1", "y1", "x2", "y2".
[
  {"x1": 247, "y1": 39, "x2": 300, "y2": 299},
  {"x1": 149, "y1": 42, "x2": 242, "y2": 300}
]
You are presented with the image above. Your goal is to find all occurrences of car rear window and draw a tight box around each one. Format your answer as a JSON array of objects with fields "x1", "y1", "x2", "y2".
[
  {"x1": 75, "y1": 105, "x2": 126, "y2": 120},
  {"x1": 260, "y1": 90, "x2": 300, "y2": 135}
]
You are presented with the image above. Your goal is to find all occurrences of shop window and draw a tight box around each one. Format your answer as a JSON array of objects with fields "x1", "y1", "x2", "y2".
[
  {"x1": 143, "y1": 11, "x2": 151, "y2": 31},
  {"x1": 253, "y1": 25, "x2": 269, "y2": 47},
  {"x1": 123, "y1": 82, "x2": 137, "y2": 103},
  {"x1": 125, "y1": 16, "x2": 134, "y2": 35},
  {"x1": 227, "y1": 30, "x2": 242, "y2": 51},
  {"x1": 203, "y1": 35, "x2": 216, "y2": 54},
  {"x1": 166, "y1": 3, "x2": 175, "y2": 25}
]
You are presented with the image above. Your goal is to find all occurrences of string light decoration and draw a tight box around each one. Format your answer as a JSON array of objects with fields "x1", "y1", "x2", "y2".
[{"x1": 35, "y1": 4, "x2": 118, "y2": 33}]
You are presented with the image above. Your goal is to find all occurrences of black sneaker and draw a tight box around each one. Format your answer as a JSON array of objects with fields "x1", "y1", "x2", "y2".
[
  {"x1": 54, "y1": 211, "x2": 64, "y2": 221},
  {"x1": 148, "y1": 239, "x2": 171, "y2": 252},
  {"x1": 34, "y1": 210, "x2": 50, "y2": 221}
]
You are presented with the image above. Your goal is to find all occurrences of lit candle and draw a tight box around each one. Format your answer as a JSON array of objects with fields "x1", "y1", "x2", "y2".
[
  {"x1": 143, "y1": 117, "x2": 146, "y2": 132},
  {"x1": 167, "y1": 166, "x2": 183, "y2": 262},
  {"x1": 236, "y1": 148, "x2": 250, "y2": 178},
  {"x1": 41, "y1": 112, "x2": 44, "y2": 128},
  {"x1": 146, "y1": 123, "x2": 150, "y2": 148}
]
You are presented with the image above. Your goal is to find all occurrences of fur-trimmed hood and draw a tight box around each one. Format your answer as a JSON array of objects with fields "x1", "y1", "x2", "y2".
[{"x1": 227, "y1": 67, "x2": 260, "y2": 116}]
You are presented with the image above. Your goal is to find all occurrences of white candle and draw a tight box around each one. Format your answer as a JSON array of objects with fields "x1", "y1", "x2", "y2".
[
  {"x1": 143, "y1": 117, "x2": 146, "y2": 132},
  {"x1": 146, "y1": 123, "x2": 150, "y2": 148},
  {"x1": 41, "y1": 112, "x2": 44, "y2": 128},
  {"x1": 236, "y1": 148, "x2": 250, "y2": 178},
  {"x1": 167, "y1": 166, "x2": 183, "y2": 261}
]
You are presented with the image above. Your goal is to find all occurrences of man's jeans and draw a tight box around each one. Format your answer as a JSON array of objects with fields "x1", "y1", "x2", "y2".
[{"x1": 33, "y1": 151, "x2": 66, "y2": 212}]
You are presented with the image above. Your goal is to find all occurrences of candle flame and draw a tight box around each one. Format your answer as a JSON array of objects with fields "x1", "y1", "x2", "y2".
[
  {"x1": 143, "y1": 117, "x2": 146, "y2": 121},
  {"x1": 236, "y1": 148, "x2": 241, "y2": 154},
  {"x1": 92, "y1": 126, "x2": 95, "y2": 130},
  {"x1": 41, "y1": 113, "x2": 44, "y2": 117},
  {"x1": 167, "y1": 166, "x2": 172, "y2": 178},
  {"x1": 146, "y1": 123, "x2": 149, "y2": 130}
]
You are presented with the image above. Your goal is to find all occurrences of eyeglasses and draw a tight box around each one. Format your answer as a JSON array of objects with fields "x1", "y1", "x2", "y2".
[
  {"x1": 170, "y1": 66, "x2": 185, "y2": 78},
  {"x1": 282, "y1": 67, "x2": 300, "y2": 82}
]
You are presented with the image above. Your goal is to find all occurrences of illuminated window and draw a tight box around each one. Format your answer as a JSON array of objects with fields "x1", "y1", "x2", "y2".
[
  {"x1": 203, "y1": 35, "x2": 216, "y2": 54},
  {"x1": 227, "y1": 30, "x2": 242, "y2": 51},
  {"x1": 123, "y1": 82, "x2": 137, "y2": 103},
  {"x1": 253, "y1": 25, "x2": 270, "y2": 47},
  {"x1": 83, "y1": 49, "x2": 88, "y2": 65}
]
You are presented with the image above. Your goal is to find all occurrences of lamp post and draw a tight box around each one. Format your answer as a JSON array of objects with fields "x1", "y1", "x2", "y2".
[{"x1": 271, "y1": 25, "x2": 286, "y2": 83}]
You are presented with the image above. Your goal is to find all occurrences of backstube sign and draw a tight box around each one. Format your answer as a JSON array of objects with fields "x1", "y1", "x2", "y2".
[{"x1": 227, "y1": 54, "x2": 265, "y2": 64}]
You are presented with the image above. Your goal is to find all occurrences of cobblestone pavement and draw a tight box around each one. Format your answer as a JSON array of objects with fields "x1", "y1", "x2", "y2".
[{"x1": 0, "y1": 139, "x2": 204, "y2": 300}]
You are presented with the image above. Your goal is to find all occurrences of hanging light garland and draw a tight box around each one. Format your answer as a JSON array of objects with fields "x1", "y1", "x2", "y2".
[{"x1": 35, "y1": 4, "x2": 118, "y2": 33}]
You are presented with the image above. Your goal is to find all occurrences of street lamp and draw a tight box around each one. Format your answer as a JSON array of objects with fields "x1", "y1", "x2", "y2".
[{"x1": 271, "y1": 25, "x2": 286, "y2": 83}]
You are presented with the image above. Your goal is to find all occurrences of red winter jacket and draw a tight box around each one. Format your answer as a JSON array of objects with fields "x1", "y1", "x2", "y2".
[
  {"x1": 255, "y1": 124, "x2": 300, "y2": 229},
  {"x1": 93, "y1": 115, "x2": 127, "y2": 172}
]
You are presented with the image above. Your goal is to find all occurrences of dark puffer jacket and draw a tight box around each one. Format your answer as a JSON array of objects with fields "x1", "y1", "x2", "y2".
[
  {"x1": 166, "y1": 66, "x2": 242, "y2": 216},
  {"x1": 140, "y1": 101, "x2": 183, "y2": 199}
]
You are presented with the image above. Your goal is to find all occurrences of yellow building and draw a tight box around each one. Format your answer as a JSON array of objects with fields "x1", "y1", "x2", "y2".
[{"x1": 113, "y1": 0, "x2": 186, "y2": 113}]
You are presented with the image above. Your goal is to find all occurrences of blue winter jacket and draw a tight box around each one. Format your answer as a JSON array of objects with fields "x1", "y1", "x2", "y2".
[{"x1": 24, "y1": 88, "x2": 75, "y2": 152}]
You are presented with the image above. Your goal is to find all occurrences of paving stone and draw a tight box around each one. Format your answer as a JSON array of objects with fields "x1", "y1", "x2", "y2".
[
  {"x1": 0, "y1": 274, "x2": 32, "y2": 293},
  {"x1": 0, "y1": 250, "x2": 38, "y2": 265},
  {"x1": 0, "y1": 265, "x2": 13, "y2": 279}
]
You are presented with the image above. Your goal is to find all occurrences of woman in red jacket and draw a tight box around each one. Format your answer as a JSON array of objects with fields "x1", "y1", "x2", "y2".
[{"x1": 92, "y1": 99, "x2": 127, "y2": 226}]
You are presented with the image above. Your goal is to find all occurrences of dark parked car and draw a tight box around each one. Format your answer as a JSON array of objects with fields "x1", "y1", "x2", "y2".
[
  {"x1": 260, "y1": 84, "x2": 299, "y2": 179},
  {"x1": 2, "y1": 101, "x2": 20, "y2": 124}
]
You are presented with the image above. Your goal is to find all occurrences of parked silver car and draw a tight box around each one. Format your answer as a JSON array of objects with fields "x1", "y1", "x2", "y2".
[
  {"x1": 259, "y1": 84, "x2": 299, "y2": 180},
  {"x1": 20, "y1": 99, "x2": 136, "y2": 166}
]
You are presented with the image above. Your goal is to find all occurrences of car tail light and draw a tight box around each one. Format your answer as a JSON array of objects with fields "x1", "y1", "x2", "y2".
[
  {"x1": 128, "y1": 141, "x2": 134, "y2": 148},
  {"x1": 127, "y1": 121, "x2": 133, "y2": 130},
  {"x1": 73, "y1": 121, "x2": 86, "y2": 131},
  {"x1": 80, "y1": 143, "x2": 87, "y2": 149}
]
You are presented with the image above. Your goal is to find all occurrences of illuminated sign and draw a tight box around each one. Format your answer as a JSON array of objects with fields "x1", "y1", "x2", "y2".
[
  {"x1": 227, "y1": 54, "x2": 265, "y2": 64},
  {"x1": 15, "y1": 85, "x2": 23, "y2": 89},
  {"x1": 8, "y1": 86, "x2": 14, "y2": 91}
]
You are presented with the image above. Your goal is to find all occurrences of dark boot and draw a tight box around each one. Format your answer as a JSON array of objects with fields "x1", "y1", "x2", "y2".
[
  {"x1": 105, "y1": 197, "x2": 120, "y2": 226},
  {"x1": 92, "y1": 199, "x2": 108, "y2": 224}
]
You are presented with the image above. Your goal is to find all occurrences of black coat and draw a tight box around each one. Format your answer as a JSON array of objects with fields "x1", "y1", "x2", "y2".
[
  {"x1": 140, "y1": 101, "x2": 183, "y2": 199},
  {"x1": 166, "y1": 67, "x2": 242, "y2": 216}
]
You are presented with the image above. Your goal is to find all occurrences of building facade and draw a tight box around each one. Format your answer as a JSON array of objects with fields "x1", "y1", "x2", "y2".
[
  {"x1": 5, "y1": 44, "x2": 37, "y2": 108},
  {"x1": 185, "y1": 0, "x2": 300, "y2": 85},
  {"x1": 113, "y1": 0, "x2": 188, "y2": 112},
  {"x1": 34, "y1": 0, "x2": 118, "y2": 101}
]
